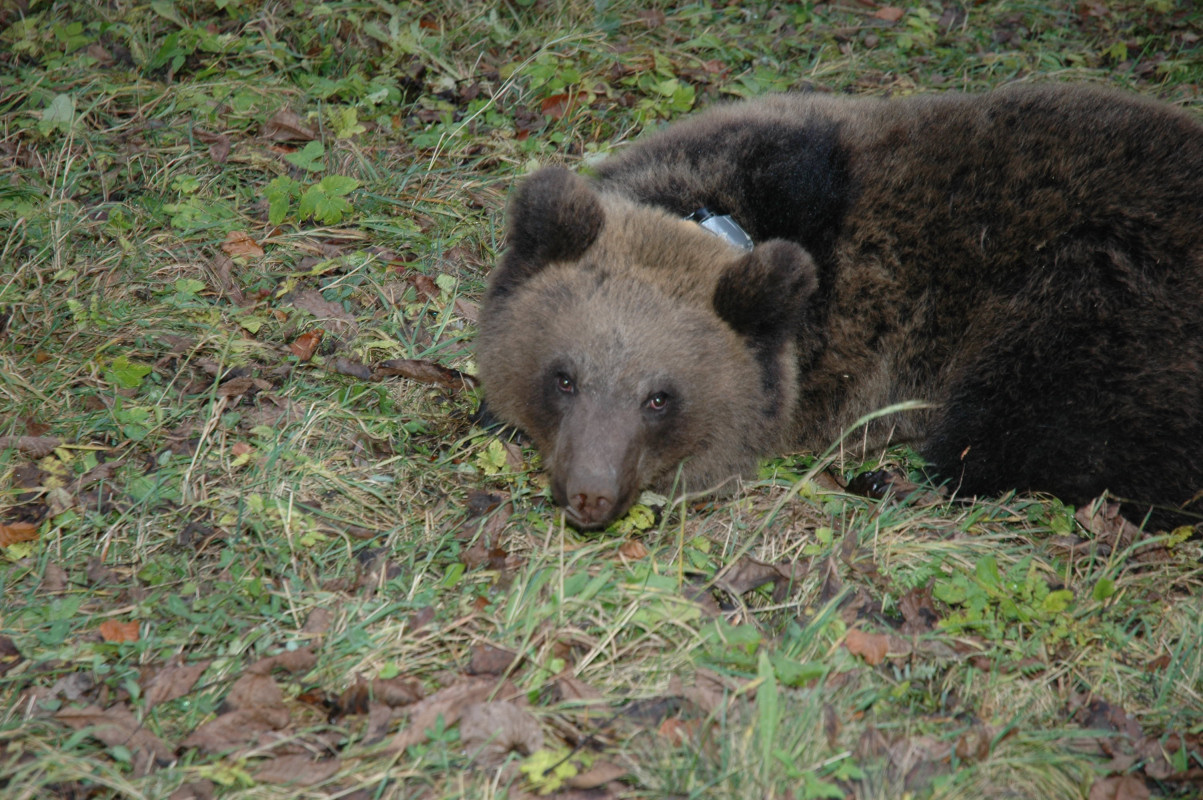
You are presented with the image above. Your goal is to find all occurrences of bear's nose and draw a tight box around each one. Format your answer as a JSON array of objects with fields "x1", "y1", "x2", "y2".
[{"x1": 569, "y1": 489, "x2": 615, "y2": 527}]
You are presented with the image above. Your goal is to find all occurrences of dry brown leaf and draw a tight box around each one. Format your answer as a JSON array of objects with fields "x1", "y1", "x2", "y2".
[
  {"x1": 468, "y1": 643, "x2": 520, "y2": 676},
  {"x1": 874, "y1": 6, "x2": 905, "y2": 22},
  {"x1": 898, "y1": 585, "x2": 939, "y2": 634},
  {"x1": 221, "y1": 230, "x2": 265, "y2": 258},
  {"x1": 261, "y1": 108, "x2": 317, "y2": 141},
  {"x1": 99, "y1": 619, "x2": 140, "y2": 643},
  {"x1": 0, "y1": 636, "x2": 24, "y2": 677},
  {"x1": 617, "y1": 539, "x2": 648, "y2": 559},
  {"x1": 39, "y1": 562, "x2": 68, "y2": 593},
  {"x1": 844, "y1": 628, "x2": 889, "y2": 666},
  {"x1": 657, "y1": 717, "x2": 697, "y2": 745},
  {"x1": 0, "y1": 435, "x2": 62, "y2": 457},
  {"x1": 255, "y1": 647, "x2": 317, "y2": 676},
  {"x1": 168, "y1": 780, "x2": 216, "y2": 800},
  {"x1": 1088, "y1": 775, "x2": 1150, "y2": 800},
  {"x1": 194, "y1": 128, "x2": 232, "y2": 163},
  {"x1": 677, "y1": 668, "x2": 746, "y2": 715},
  {"x1": 302, "y1": 607, "x2": 332, "y2": 636},
  {"x1": 287, "y1": 289, "x2": 358, "y2": 337},
  {"x1": 252, "y1": 754, "x2": 341, "y2": 786},
  {"x1": 56, "y1": 704, "x2": 173, "y2": 776},
  {"x1": 720, "y1": 555, "x2": 791, "y2": 596},
  {"x1": 460, "y1": 701, "x2": 543, "y2": 766},
  {"x1": 1076, "y1": 498, "x2": 1170, "y2": 563},
  {"x1": 181, "y1": 707, "x2": 291, "y2": 753},
  {"x1": 0, "y1": 521, "x2": 39, "y2": 546},
  {"x1": 371, "y1": 675, "x2": 424, "y2": 707},
  {"x1": 385, "y1": 676, "x2": 500, "y2": 753},
  {"x1": 216, "y1": 376, "x2": 272, "y2": 399},
  {"x1": 454, "y1": 296, "x2": 479, "y2": 322},
  {"x1": 288, "y1": 329, "x2": 324, "y2": 361},
  {"x1": 541, "y1": 92, "x2": 582, "y2": 121},
  {"x1": 555, "y1": 673, "x2": 605, "y2": 704},
  {"x1": 143, "y1": 660, "x2": 211, "y2": 711},
  {"x1": 328, "y1": 357, "x2": 373, "y2": 380},
  {"x1": 567, "y1": 759, "x2": 628, "y2": 788},
  {"x1": 375, "y1": 358, "x2": 478, "y2": 390}
]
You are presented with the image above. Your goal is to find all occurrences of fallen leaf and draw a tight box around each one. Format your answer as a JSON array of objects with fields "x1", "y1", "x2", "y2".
[
  {"x1": 460, "y1": 701, "x2": 543, "y2": 766},
  {"x1": 0, "y1": 435, "x2": 62, "y2": 457},
  {"x1": 261, "y1": 108, "x2": 317, "y2": 141},
  {"x1": 1076, "y1": 498, "x2": 1170, "y2": 563},
  {"x1": 181, "y1": 707, "x2": 291, "y2": 753},
  {"x1": 468, "y1": 643, "x2": 520, "y2": 676},
  {"x1": 144, "y1": 660, "x2": 211, "y2": 711},
  {"x1": 99, "y1": 619, "x2": 140, "y2": 643},
  {"x1": 898, "y1": 585, "x2": 940, "y2": 634},
  {"x1": 371, "y1": 675, "x2": 424, "y2": 707},
  {"x1": 1088, "y1": 775, "x2": 1150, "y2": 800},
  {"x1": 719, "y1": 555, "x2": 793, "y2": 596},
  {"x1": 874, "y1": 6, "x2": 905, "y2": 22},
  {"x1": 287, "y1": 289, "x2": 358, "y2": 337},
  {"x1": 657, "y1": 717, "x2": 696, "y2": 745},
  {"x1": 844, "y1": 628, "x2": 889, "y2": 666},
  {"x1": 252, "y1": 754, "x2": 341, "y2": 786},
  {"x1": 328, "y1": 357, "x2": 373, "y2": 380},
  {"x1": 56, "y1": 704, "x2": 173, "y2": 775},
  {"x1": 302, "y1": 607, "x2": 332, "y2": 636},
  {"x1": 385, "y1": 676, "x2": 501, "y2": 753},
  {"x1": 555, "y1": 673, "x2": 605, "y2": 704},
  {"x1": 374, "y1": 358, "x2": 478, "y2": 390},
  {"x1": 0, "y1": 636, "x2": 24, "y2": 677},
  {"x1": 0, "y1": 521, "x2": 39, "y2": 546},
  {"x1": 216, "y1": 376, "x2": 273, "y2": 399},
  {"x1": 256, "y1": 647, "x2": 317, "y2": 675},
  {"x1": 541, "y1": 92, "x2": 581, "y2": 121},
  {"x1": 195, "y1": 129, "x2": 231, "y2": 163},
  {"x1": 289, "y1": 329, "x2": 324, "y2": 361},
  {"x1": 221, "y1": 230, "x2": 265, "y2": 258},
  {"x1": 567, "y1": 759, "x2": 627, "y2": 788},
  {"x1": 618, "y1": 539, "x2": 648, "y2": 559},
  {"x1": 167, "y1": 779, "x2": 216, "y2": 800},
  {"x1": 39, "y1": 562, "x2": 68, "y2": 593}
]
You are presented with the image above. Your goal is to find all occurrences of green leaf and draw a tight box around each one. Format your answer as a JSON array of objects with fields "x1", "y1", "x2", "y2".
[
  {"x1": 474, "y1": 439, "x2": 508, "y2": 475},
  {"x1": 1092, "y1": 577, "x2": 1116, "y2": 602},
  {"x1": 1042, "y1": 589, "x2": 1074, "y2": 614},
  {"x1": 265, "y1": 175, "x2": 302, "y2": 225},
  {"x1": 757, "y1": 650, "x2": 780, "y2": 776},
  {"x1": 105, "y1": 356, "x2": 153, "y2": 389},
  {"x1": 284, "y1": 141, "x2": 325, "y2": 172},
  {"x1": 298, "y1": 176, "x2": 359, "y2": 224},
  {"x1": 38, "y1": 93, "x2": 75, "y2": 136}
]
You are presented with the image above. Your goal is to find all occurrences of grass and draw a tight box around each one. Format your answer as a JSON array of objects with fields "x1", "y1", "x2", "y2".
[{"x1": 1, "y1": 0, "x2": 1202, "y2": 798}]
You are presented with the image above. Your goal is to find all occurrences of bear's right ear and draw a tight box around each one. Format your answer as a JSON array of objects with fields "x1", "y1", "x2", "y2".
[
  {"x1": 713, "y1": 240, "x2": 818, "y2": 343},
  {"x1": 490, "y1": 167, "x2": 604, "y2": 296}
]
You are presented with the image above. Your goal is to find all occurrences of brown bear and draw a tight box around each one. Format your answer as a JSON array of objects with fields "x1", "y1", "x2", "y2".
[{"x1": 476, "y1": 83, "x2": 1203, "y2": 531}]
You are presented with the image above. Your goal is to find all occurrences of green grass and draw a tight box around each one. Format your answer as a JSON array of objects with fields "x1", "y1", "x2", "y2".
[{"x1": 1, "y1": 0, "x2": 1202, "y2": 798}]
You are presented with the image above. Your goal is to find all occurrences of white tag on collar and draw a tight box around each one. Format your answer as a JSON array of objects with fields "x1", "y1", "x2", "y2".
[{"x1": 684, "y1": 207, "x2": 754, "y2": 252}]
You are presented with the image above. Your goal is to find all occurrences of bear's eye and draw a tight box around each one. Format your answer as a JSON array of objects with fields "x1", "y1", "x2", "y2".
[
  {"x1": 555, "y1": 373, "x2": 576, "y2": 395},
  {"x1": 645, "y1": 391, "x2": 670, "y2": 412}
]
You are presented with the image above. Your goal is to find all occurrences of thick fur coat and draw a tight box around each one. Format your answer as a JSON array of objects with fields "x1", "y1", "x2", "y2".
[{"x1": 477, "y1": 84, "x2": 1203, "y2": 530}]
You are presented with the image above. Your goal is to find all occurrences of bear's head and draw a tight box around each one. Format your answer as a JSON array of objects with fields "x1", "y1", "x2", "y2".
[{"x1": 477, "y1": 167, "x2": 819, "y2": 529}]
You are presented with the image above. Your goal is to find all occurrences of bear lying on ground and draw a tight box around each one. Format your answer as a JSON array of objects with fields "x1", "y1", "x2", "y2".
[{"x1": 476, "y1": 83, "x2": 1203, "y2": 531}]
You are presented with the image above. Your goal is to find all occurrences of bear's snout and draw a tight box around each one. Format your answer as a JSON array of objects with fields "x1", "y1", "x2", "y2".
[{"x1": 551, "y1": 399, "x2": 643, "y2": 529}]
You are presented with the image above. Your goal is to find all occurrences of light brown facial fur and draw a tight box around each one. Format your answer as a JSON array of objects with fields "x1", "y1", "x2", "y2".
[{"x1": 478, "y1": 172, "x2": 816, "y2": 528}]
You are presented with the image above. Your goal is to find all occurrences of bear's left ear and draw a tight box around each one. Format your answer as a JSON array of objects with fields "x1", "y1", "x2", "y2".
[
  {"x1": 713, "y1": 240, "x2": 818, "y2": 341},
  {"x1": 489, "y1": 167, "x2": 605, "y2": 299}
]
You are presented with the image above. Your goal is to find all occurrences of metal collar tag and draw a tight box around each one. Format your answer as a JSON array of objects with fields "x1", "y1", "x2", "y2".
[{"x1": 684, "y1": 207, "x2": 754, "y2": 252}]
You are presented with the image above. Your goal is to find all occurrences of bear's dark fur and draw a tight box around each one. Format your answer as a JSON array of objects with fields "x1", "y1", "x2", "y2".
[{"x1": 477, "y1": 84, "x2": 1203, "y2": 530}]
